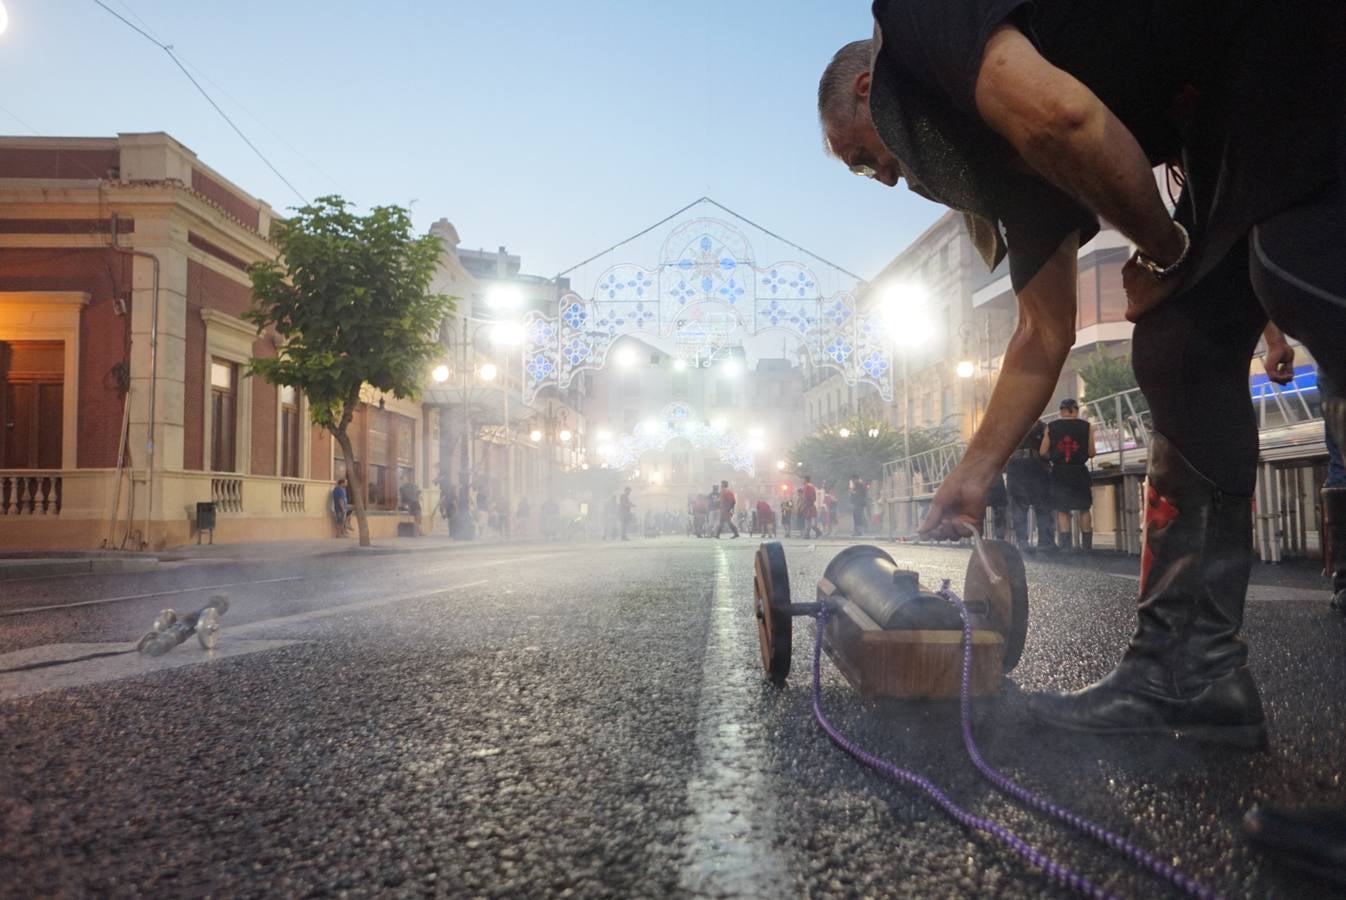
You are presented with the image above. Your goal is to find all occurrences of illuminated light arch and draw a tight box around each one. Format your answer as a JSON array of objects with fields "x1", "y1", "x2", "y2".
[
  {"x1": 599, "y1": 402, "x2": 758, "y2": 475},
  {"x1": 524, "y1": 198, "x2": 894, "y2": 406}
]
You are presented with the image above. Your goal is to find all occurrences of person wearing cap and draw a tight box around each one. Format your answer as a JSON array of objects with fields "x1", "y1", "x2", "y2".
[{"x1": 1042, "y1": 399, "x2": 1095, "y2": 552}]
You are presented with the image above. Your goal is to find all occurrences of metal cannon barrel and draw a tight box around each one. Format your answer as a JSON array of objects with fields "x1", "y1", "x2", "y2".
[{"x1": 820, "y1": 545, "x2": 963, "y2": 631}]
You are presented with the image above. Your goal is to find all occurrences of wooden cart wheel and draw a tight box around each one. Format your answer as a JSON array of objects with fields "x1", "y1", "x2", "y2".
[
  {"x1": 963, "y1": 539, "x2": 1030, "y2": 672},
  {"x1": 754, "y1": 541, "x2": 793, "y2": 685}
]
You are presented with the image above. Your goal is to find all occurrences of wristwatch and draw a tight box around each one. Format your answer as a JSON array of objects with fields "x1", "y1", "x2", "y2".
[{"x1": 1131, "y1": 221, "x2": 1191, "y2": 280}]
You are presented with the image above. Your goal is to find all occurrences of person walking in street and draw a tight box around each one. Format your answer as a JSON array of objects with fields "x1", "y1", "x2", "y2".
[
  {"x1": 780, "y1": 494, "x2": 794, "y2": 538},
  {"x1": 755, "y1": 497, "x2": 776, "y2": 538},
  {"x1": 849, "y1": 475, "x2": 868, "y2": 537},
  {"x1": 1006, "y1": 420, "x2": 1056, "y2": 553},
  {"x1": 802, "y1": 476, "x2": 823, "y2": 539},
  {"x1": 1042, "y1": 399, "x2": 1096, "y2": 551},
  {"x1": 619, "y1": 488, "x2": 634, "y2": 541},
  {"x1": 715, "y1": 479, "x2": 740, "y2": 539}
]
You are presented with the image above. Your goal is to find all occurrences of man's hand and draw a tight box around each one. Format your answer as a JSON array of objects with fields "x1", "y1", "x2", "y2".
[
  {"x1": 1123, "y1": 255, "x2": 1181, "y2": 321},
  {"x1": 1263, "y1": 324, "x2": 1296, "y2": 385},
  {"x1": 920, "y1": 466, "x2": 992, "y2": 541}
]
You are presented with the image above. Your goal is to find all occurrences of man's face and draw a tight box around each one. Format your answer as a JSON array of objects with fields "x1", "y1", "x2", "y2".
[{"x1": 824, "y1": 71, "x2": 902, "y2": 188}]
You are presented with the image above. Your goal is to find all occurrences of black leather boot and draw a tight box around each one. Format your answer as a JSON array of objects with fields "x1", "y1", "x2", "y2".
[
  {"x1": 1325, "y1": 487, "x2": 1346, "y2": 614},
  {"x1": 1058, "y1": 531, "x2": 1073, "y2": 552},
  {"x1": 1244, "y1": 805, "x2": 1346, "y2": 884},
  {"x1": 1028, "y1": 433, "x2": 1268, "y2": 747},
  {"x1": 1081, "y1": 531, "x2": 1093, "y2": 552}
]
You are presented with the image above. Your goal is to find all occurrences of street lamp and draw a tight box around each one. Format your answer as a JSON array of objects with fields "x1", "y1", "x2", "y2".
[
  {"x1": 673, "y1": 358, "x2": 688, "y2": 372},
  {"x1": 479, "y1": 362, "x2": 498, "y2": 382},
  {"x1": 720, "y1": 358, "x2": 743, "y2": 378},
  {"x1": 486, "y1": 284, "x2": 524, "y2": 311},
  {"x1": 956, "y1": 359, "x2": 976, "y2": 379},
  {"x1": 530, "y1": 429, "x2": 543, "y2": 443},
  {"x1": 776, "y1": 460, "x2": 787, "y2": 471},
  {"x1": 558, "y1": 429, "x2": 573, "y2": 443},
  {"x1": 867, "y1": 427, "x2": 880, "y2": 438},
  {"x1": 839, "y1": 428, "x2": 851, "y2": 438},
  {"x1": 615, "y1": 346, "x2": 638, "y2": 369},
  {"x1": 431, "y1": 364, "x2": 450, "y2": 384}
]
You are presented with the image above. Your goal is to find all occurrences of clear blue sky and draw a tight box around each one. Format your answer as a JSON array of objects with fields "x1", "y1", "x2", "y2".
[{"x1": 0, "y1": 0, "x2": 944, "y2": 281}]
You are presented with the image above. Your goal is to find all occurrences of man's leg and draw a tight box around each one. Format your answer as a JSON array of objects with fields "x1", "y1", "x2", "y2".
[
  {"x1": 1056, "y1": 509, "x2": 1073, "y2": 551},
  {"x1": 1030, "y1": 243, "x2": 1269, "y2": 745},
  {"x1": 1079, "y1": 509, "x2": 1093, "y2": 551},
  {"x1": 1241, "y1": 185, "x2": 1346, "y2": 880}
]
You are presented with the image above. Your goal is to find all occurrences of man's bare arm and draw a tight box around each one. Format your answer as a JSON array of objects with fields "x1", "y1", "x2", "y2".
[
  {"x1": 972, "y1": 26, "x2": 1185, "y2": 268},
  {"x1": 1087, "y1": 422, "x2": 1097, "y2": 459},
  {"x1": 921, "y1": 233, "x2": 1079, "y2": 537}
]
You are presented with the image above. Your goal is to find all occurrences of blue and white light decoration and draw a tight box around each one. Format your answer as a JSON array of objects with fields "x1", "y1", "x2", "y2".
[
  {"x1": 522, "y1": 200, "x2": 893, "y2": 406},
  {"x1": 596, "y1": 402, "x2": 758, "y2": 476}
]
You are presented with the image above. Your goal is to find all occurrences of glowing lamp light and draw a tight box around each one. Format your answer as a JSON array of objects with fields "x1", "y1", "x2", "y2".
[
  {"x1": 673, "y1": 358, "x2": 688, "y2": 372},
  {"x1": 597, "y1": 443, "x2": 613, "y2": 457},
  {"x1": 558, "y1": 429, "x2": 573, "y2": 443},
  {"x1": 956, "y1": 359, "x2": 976, "y2": 379},
  {"x1": 839, "y1": 428, "x2": 851, "y2": 438},
  {"x1": 486, "y1": 285, "x2": 523, "y2": 311},
  {"x1": 479, "y1": 363, "x2": 498, "y2": 382},
  {"x1": 720, "y1": 359, "x2": 743, "y2": 378},
  {"x1": 431, "y1": 364, "x2": 450, "y2": 384},
  {"x1": 490, "y1": 321, "x2": 526, "y2": 346},
  {"x1": 711, "y1": 417, "x2": 728, "y2": 432},
  {"x1": 530, "y1": 429, "x2": 543, "y2": 443},
  {"x1": 751, "y1": 439, "x2": 766, "y2": 452},
  {"x1": 650, "y1": 471, "x2": 663, "y2": 484},
  {"x1": 780, "y1": 483, "x2": 790, "y2": 493},
  {"x1": 581, "y1": 463, "x2": 590, "y2": 471},
  {"x1": 597, "y1": 428, "x2": 613, "y2": 441},
  {"x1": 748, "y1": 426, "x2": 765, "y2": 439},
  {"x1": 614, "y1": 346, "x2": 638, "y2": 369},
  {"x1": 0, "y1": 4, "x2": 8, "y2": 36},
  {"x1": 776, "y1": 460, "x2": 787, "y2": 471},
  {"x1": 868, "y1": 428, "x2": 881, "y2": 438},
  {"x1": 642, "y1": 418, "x2": 661, "y2": 435}
]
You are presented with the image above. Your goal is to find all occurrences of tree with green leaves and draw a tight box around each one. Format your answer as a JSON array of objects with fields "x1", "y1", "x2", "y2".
[
  {"x1": 245, "y1": 196, "x2": 455, "y2": 546},
  {"x1": 1079, "y1": 348, "x2": 1147, "y2": 425},
  {"x1": 786, "y1": 418, "x2": 953, "y2": 498}
]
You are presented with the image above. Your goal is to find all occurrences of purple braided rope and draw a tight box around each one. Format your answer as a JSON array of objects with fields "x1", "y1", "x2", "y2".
[
  {"x1": 931, "y1": 580, "x2": 1219, "y2": 900},
  {"x1": 810, "y1": 606, "x2": 1114, "y2": 900}
]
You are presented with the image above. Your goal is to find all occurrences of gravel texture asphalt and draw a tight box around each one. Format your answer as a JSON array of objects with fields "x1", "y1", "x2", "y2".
[{"x1": 1, "y1": 537, "x2": 1343, "y2": 898}]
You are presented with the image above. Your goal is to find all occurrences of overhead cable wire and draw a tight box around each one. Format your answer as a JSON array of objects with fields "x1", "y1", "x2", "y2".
[{"x1": 91, "y1": 0, "x2": 308, "y2": 204}]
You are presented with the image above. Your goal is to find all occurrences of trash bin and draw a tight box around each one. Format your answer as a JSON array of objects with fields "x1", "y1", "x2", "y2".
[{"x1": 196, "y1": 501, "x2": 217, "y2": 542}]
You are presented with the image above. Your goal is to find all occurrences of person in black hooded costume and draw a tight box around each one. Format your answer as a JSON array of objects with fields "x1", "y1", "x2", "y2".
[{"x1": 817, "y1": 0, "x2": 1345, "y2": 881}]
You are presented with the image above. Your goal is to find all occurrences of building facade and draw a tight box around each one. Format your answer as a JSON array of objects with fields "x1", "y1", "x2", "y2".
[{"x1": 0, "y1": 133, "x2": 439, "y2": 549}]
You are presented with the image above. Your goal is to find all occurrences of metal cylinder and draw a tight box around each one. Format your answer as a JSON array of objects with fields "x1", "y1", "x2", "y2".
[{"x1": 821, "y1": 545, "x2": 962, "y2": 631}]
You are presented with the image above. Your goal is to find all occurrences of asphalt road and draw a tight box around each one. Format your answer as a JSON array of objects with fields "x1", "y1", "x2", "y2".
[{"x1": 1, "y1": 537, "x2": 1343, "y2": 898}]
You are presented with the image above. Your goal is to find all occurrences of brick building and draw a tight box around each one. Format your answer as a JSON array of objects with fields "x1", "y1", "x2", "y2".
[{"x1": 0, "y1": 133, "x2": 439, "y2": 549}]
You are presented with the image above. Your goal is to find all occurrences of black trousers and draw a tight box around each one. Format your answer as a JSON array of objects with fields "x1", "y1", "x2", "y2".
[{"x1": 1133, "y1": 182, "x2": 1346, "y2": 494}]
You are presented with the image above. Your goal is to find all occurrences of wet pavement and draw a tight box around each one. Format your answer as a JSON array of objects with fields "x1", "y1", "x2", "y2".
[{"x1": 1, "y1": 537, "x2": 1343, "y2": 898}]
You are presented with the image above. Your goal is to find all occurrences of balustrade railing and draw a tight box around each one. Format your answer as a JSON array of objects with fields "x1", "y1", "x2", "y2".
[
  {"x1": 281, "y1": 480, "x2": 305, "y2": 513},
  {"x1": 0, "y1": 471, "x2": 63, "y2": 515},
  {"x1": 211, "y1": 477, "x2": 243, "y2": 513}
]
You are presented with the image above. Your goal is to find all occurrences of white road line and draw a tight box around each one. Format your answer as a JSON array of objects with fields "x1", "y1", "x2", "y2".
[
  {"x1": 680, "y1": 545, "x2": 788, "y2": 895},
  {"x1": 0, "y1": 579, "x2": 490, "y2": 702},
  {"x1": 0, "y1": 577, "x2": 307, "y2": 617}
]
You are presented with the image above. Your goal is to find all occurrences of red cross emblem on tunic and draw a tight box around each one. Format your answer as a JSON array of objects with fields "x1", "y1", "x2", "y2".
[{"x1": 1057, "y1": 435, "x2": 1081, "y2": 464}]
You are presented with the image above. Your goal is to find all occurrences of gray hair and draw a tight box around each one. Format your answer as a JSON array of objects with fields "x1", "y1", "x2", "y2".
[{"x1": 818, "y1": 39, "x2": 873, "y2": 127}]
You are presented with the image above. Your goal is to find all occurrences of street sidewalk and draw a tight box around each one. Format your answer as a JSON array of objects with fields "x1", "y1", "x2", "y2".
[{"x1": 0, "y1": 530, "x2": 526, "y2": 581}]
